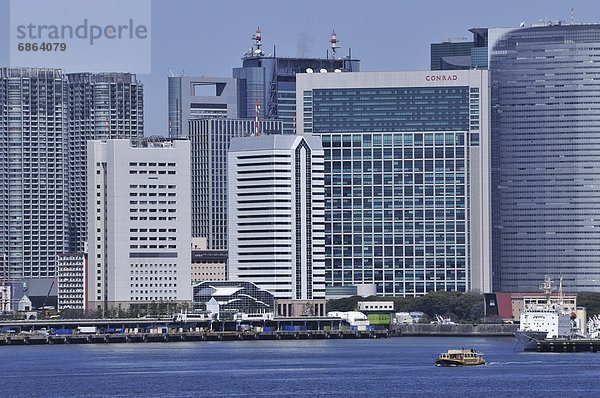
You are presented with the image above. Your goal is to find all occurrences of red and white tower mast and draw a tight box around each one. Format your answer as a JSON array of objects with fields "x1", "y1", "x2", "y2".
[{"x1": 330, "y1": 30, "x2": 340, "y2": 59}]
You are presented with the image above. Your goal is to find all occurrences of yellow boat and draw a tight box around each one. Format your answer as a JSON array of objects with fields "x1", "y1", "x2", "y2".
[{"x1": 435, "y1": 349, "x2": 485, "y2": 367}]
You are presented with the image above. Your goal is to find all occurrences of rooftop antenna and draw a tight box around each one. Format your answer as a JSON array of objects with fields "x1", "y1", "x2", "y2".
[
  {"x1": 252, "y1": 27, "x2": 264, "y2": 56},
  {"x1": 558, "y1": 275, "x2": 564, "y2": 306},
  {"x1": 571, "y1": 8, "x2": 574, "y2": 24},
  {"x1": 168, "y1": 67, "x2": 174, "y2": 77},
  {"x1": 254, "y1": 99, "x2": 261, "y2": 136},
  {"x1": 540, "y1": 275, "x2": 553, "y2": 304},
  {"x1": 330, "y1": 29, "x2": 340, "y2": 59}
]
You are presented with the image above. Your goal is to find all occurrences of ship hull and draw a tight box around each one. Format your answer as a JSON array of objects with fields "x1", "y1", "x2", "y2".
[
  {"x1": 435, "y1": 358, "x2": 485, "y2": 367},
  {"x1": 515, "y1": 330, "x2": 548, "y2": 351}
]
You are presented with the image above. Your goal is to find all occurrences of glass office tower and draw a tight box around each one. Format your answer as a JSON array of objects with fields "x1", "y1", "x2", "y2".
[
  {"x1": 430, "y1": 28, "x2": 489, "y2": 71},
  {"x1": 490, "y1": 24, "x2": 600, "y2": 292},
  {"x1": 66, "y1": 73, "x2": 143, "y2": 253},
  {"x1": 234, "y1": 56, "x2": 359, "y2": 135},
  {"x1": 297, "y1": 71, "x2": 491, "y2": 296},
  {"x1": 189, "y1": 119, "x2": 283, "y2": 251}
]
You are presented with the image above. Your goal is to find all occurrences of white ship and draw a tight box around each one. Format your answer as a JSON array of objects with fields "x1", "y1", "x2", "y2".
[{"x1": 515, "y1": 276, "x2": 575, "y2": 350}]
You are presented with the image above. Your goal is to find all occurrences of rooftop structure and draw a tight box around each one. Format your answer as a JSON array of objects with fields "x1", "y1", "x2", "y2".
[{"x1": 234, "y1": 28, "x2": 360, "y2": 135}]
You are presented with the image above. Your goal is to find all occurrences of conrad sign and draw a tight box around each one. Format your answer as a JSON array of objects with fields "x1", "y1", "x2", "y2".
[{"x1": 425, "y1": 75, "x2": 458, "y2": 81}]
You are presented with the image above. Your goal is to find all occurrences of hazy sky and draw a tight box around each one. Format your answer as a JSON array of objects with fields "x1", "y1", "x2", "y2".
[{"x1": 1, "y1": 0, "x2": 598, "y2": 135}]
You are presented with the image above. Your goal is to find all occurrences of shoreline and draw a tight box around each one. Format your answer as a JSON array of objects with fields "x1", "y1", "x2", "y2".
[
  {"x1": 0, "y1": 319, "x2": 519, "y2": 346},
  {"x1": 395, "y1": 323, "x2": 518, "y2": 337},
  {"x1": 0, "y1": 329, "x2": 390, "y2": 346}
]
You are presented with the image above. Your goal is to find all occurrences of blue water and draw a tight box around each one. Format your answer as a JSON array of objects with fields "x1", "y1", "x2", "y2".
[{"x1": 1, "y1": 336, "x2": 598, "y2": 397}]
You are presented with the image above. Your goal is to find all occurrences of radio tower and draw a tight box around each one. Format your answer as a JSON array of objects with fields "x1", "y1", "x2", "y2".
[
  {"x1": 252, "y1": 27, "x2": 264, "y2": 56},
  {"x1": 330, "y1": 30, "x2": 340, "y2": 59}
]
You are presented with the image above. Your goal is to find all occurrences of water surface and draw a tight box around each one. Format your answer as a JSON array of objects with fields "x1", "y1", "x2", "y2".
[{"x1": 1, "y1": 336, "x2": 596, "y2": 397}]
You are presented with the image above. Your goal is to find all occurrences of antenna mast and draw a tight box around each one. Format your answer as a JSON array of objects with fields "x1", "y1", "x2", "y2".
[
  {"x1": 571, "y1": 8, "x2": 574, "y2": 24},
  {"x1": 252, "y1": 27, "x2": 264, "y2": 56},
  {"x1": 558, "y1": 275, "x2": 564, "y2": 306},
  {"x1": 330, "y1": 30, "x2": 340, "y2": 59},
  {"x1": 540, "y1": 275, "x2": 553, "y2": 304}
]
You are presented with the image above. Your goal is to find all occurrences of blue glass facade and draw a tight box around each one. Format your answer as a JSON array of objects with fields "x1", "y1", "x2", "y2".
[
  {"x1": 311, "y1": 88, "x2": 469, "y2": 133},
  {"x1": 490, "y1": 25, "x2": 600, "y2": 292},
  {"x1": 298, "y1": 72, "x2": 489, "y2": 296},
  {"x1": 430, "y1": 42, "x2": 474, "y2": 70},
  {"x1": 233, "y1": 56, "x2": 360, "y2": 135},
  {"x1": 321, "y1": 130, "x2": 469, "y2": 295}
]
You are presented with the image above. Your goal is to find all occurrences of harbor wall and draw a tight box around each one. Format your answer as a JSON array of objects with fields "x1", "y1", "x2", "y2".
[{"x1": 396, "y1": 323, "x2": 517, "y2": 336}]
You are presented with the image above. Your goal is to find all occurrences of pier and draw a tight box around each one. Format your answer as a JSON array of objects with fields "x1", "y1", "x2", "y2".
[
  {"x1": 0, "y1": 329, "x2": 389, "y2": 346},
  {"x1": 0, "y1": 317, "x2": 390, "y2": 346},
  {"x1": 396, "y1": 323, "x2": 518, "y2": 336},
  {"x1": 529, "y1": 339, "x2": 600, "y2": 353}
]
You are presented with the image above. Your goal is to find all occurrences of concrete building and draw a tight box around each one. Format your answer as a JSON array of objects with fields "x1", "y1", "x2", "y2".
[
  {"x1": 66, "y1": 72, "x2": 144, "y2": 252},
  {"x1": 357, "y1": 301, "x2": 395, "y2": 312},
  {"x1": 189, "y1": 118, "x2": 282, "y2": 250},
  {"x1": 487, "y1": 23, "x2": 600, "y2": 292},
  {"x1": 87, "y1": 139, "x2": 192, "y2": 311},
  {"x1": 168, "y1": 76, "x2": 238, "y2": 138},
  {"x1": 57, "y1": 252, "x2": 86, "y2": 311},
  {"x1": 228, "y1": 135, "x2": 325, "y2": 299},
  {"x1": 191, "y1": 260, "x2": 226, "y2": 284},
  {"x1": 0, "y1": 67, "x2": 67, "y2": 280},
  {"x1": 487, "y1": 292, "x2": 579, "y2": 322},
  {"x1": 233, "y1": 29, "x2": 360, "y2": 135},
  {"x1": 297, "y1": 70, "x2": 491, "y2": 296},
  {"x1": 324, "y1": 284, "x2": 377, "y2": 300},
  {"x1": 0, "y1": 283, "x2": 10, "y2": 313},
  {"x1": 275, "y1": 299, "x2": 327, "y2": 317},
  {"x1": 191, "y1": 238, "x2": 227, "y2": 283}
]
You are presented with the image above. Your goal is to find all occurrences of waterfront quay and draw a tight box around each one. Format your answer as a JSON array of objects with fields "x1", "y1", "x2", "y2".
[
  {"x1": 0, "y1": 329, "x2": 389, "y2": 346},
  {"x1": 0, "y1": 317, "x2": 390, "y2": 346},
  {"x1": 396, "y1": 323, "x2": 518, "y2": 337},
  {"x1": 528, "y1": 339, "x2": 600, "y2": 353}
]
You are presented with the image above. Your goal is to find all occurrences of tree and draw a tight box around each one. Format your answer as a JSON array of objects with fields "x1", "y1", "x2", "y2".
[{"x1": 327, "y1": 291, "x2": 485, "y2": 323}]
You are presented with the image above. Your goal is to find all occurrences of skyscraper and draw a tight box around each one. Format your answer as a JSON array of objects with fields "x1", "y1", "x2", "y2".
[
  {"x1": 233, "y1": 29, "x2": 360, "y2": 135},
  {"x1": 297, "y1": 71, "x2": 491, "y2": 296},
  {"x1": 66, "y1": 72, "x2": 144, "y2": 252},
  {"x1": 489, "y1": 23, "x2": 600, "y2": 292},
  {"x1": 0, "y1": 67, "x2": 67, "y2": 280},
  {"x1": 228, "y1": 135, "x2": 325, "y2": 299},
  {"x1": 189, "y1": 118, "x2": 283, "y2": 251},
  {"x1": 87, "y1": 139, "x2": 192, "y2": 311},
  {"x1": 430, "y1": 28, "x2": 489, "y2": 70},
  {"x1": 167, "y1": 76, "x2": 238, "y2": 139}
]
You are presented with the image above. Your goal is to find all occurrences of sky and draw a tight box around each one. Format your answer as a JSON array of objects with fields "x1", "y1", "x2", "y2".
[{"x1": 1, "y1": 0, "x2": 599, "y2": 135}]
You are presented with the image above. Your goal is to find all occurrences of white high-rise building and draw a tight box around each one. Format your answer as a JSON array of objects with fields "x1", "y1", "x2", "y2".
[
  {"x1": 57, "y1": 252, "x2": 87, "y2": 311},
  {"x1": 228, "y1": 135, "x2": 325, "y2": 300},
  {"x1": 87, "y1": 139, "x2": 192, "y2": 311},
  {"x1": 189, "y1": 118, "x2": 282, "y2": 251}
]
